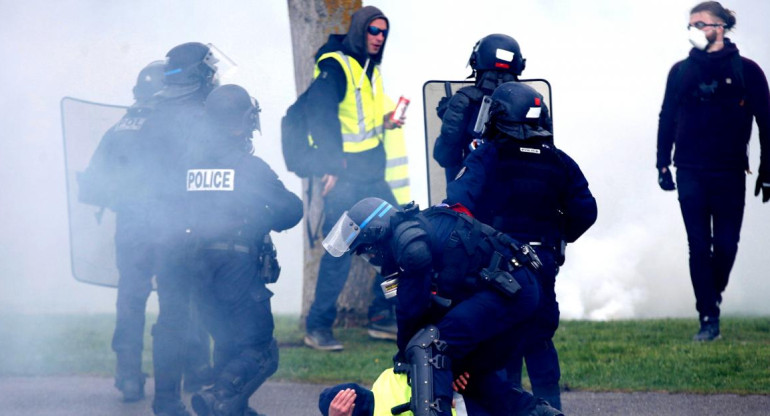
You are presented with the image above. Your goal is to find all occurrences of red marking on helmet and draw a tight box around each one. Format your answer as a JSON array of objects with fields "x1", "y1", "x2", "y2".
[
  {"x1": 534, "y1": 97, "x2": 541, "y2": 106},
  {"x1": 494, "y1": 62, "x2": 510, "y2": 69}
]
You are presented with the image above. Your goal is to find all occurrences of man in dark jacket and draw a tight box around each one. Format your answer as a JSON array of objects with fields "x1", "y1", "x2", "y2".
[
  {"x1": 445, "y1": 82, "x2": 597, "y2": 410},
  {"x1": 657, "y1": 1, "x2": 770, "y2": 341},
  {"x1": 304, "y1": 5, "x2": 405, "y2": 351},
  {"x1": 185, "y1": 84, "x2": 303, "y2": 416}
]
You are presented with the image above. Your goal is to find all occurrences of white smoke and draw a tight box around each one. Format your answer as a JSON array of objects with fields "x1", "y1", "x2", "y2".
[{"x1": 1, "y1": 0, "x2": 768, "y2": 321}]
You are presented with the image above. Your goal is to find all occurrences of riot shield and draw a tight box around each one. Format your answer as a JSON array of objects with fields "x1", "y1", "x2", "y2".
[
  {"x1": 422, "y1": 79, "x2": 552, "y2": 205},
  {"x1": 61, "y1": 97, "x2": 127, "y2": 287}
]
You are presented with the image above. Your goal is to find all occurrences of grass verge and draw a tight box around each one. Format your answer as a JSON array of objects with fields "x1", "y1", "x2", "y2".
[{"x1": 1, "y1": 313, "x2": 768, "y2": 394}]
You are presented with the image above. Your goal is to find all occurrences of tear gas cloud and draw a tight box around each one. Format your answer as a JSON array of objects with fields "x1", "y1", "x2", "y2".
[{"x1": 1, "y1": 0, "x2": 768, "y2": 320}]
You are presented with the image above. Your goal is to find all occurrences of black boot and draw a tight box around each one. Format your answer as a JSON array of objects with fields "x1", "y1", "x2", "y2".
[
  {"x1": 532, "y1": 383, "x2": 562, "y2": 411},
  {"x1": 191, "y1": 387, "x2": 246, "y2": 416},
  {"x1": 115, "y1": 372, "x2": 146, "y2": 402},
  {"x1": 243, "y1": 406, "x2": 266, "y2": 416},
  {"x1": 517, "y1": 398, "x2": 564, "y2": 416},
  {"x1": 153, "y1": 399, "x2": 192, "y2": 416},
  {"x1": 184, "y1": 364, "x2": 215, "y2": 393},
  {"x1": 693, "y1": 317, "x2": 720, "y2": 341}
]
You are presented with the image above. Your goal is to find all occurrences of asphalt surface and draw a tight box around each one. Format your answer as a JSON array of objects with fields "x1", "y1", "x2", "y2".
[{"x1": 1, "y1": 376, "x2": 769, "y2": 415}]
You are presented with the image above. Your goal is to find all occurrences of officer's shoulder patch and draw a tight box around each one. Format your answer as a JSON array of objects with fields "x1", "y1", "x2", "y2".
[
  {"x1": 519, "y1": 147, "x2": 541, "y2": 154},
  {"x1": 454, "y1": 166, "x2": 467, "y2": 181}
]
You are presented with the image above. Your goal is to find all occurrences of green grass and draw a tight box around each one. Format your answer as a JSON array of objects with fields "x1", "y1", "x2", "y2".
[
  {"x1": 1, "y1": 313, "x2": 769, "y2": 394},
  {"x1": 556, "y1": 318, "x2": 770, "y2": 394}
]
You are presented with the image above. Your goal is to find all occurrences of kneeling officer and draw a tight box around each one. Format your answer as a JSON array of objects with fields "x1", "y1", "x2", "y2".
[
  {"x1": 184, "y1": 84, "x2": 303, "y2": 416},
  {"x1": 323, "y1": 199, "x2": 563, "y2": 416}
]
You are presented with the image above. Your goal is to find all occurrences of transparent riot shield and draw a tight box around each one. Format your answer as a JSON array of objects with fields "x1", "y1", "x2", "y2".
[
  {"x1": 61, "y1": 97, "x2": 127, "y2": 287},
  {"x1": 422, "y1": 79, "x2": 552, "y2": 205}
]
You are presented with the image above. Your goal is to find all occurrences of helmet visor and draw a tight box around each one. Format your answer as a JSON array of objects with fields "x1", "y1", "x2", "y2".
[
  {"x1": 322, "y1": 211, "x2": 361, "y2": 257},
  {"x1": 206, "y1": 43, "x2": 238, "y2": 83}
]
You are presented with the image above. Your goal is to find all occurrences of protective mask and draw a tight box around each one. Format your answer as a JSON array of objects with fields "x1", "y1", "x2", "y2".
[{"x1": 688, "y1": 27, "x2": 709, "y2": 50}]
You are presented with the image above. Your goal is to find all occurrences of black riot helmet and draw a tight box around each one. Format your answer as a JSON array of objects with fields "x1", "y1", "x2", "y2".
[
  {"x1": 158, "y1": 42, "x2": 218, "y2": 98},
  {"x1": 204, "y1": 84, "x2": 261, "y2": 138},
  {"x1": 487, "y1": 81, "x2": 550, "y2": 141},
  {"x1": 323, "y1": 198, "x2": 398, "y2": 257},
  {"x1": 132, "y1": 60, "x2": 165, "y2": 102},
  {"x1": 468, "y1": 34, "x2": 526, "y2": 76}
]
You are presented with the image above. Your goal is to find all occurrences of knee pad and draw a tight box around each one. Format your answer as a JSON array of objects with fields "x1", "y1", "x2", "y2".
[
  {"x1": 200, "y1": 339, "x2": 279, "y2": 416},
  {"x1": 404, "y1": 326, "x2": 452, "y2": 416},
  {"x1": 218, "y1": 338, "x2": 279, "y2": 396}
]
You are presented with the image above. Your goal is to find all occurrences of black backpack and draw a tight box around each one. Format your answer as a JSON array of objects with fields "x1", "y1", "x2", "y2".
[{"x1": 281, "y1": 90, "x2": 320, "y2": 178}]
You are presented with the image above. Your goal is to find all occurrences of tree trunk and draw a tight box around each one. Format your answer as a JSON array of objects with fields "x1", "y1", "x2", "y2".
[{"x1": 286, "y1": 0, "x2": 374, "y2": 329}]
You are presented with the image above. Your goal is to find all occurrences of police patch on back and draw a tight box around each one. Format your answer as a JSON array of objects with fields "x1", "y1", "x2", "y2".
[
  {"x1": 519, "y1": 147, "x2": 541, "y2": 154},
  {"x1": 115, "y1": 116, "x2": 147, "y2": 131},
  {"x1": 187, "y1": 169, "x2": 235, "y2": 191}
]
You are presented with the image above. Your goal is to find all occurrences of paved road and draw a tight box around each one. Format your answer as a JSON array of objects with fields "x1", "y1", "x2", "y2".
[{"x1": 1, "y1": 376, "x2": 769, "y2": 415}]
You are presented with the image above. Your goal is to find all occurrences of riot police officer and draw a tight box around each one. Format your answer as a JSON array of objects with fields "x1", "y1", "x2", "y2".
[
  {"x1": 185, "y1": 84, "x2": 303, "y2": 416},
  {"x1": 323, "y1": 198, "x2": 564, "y2": 416},
  {"x1": 143, "y1": 42, "x2": 222, "y2": 416},
  {"x1": 433, "y1": 34, "x2": 552, "y2": 183},
  {"x1": 78, "y1": 59, "x2": 212, "y2": 404},
  {"x1": 446, "y1": 82, "x2": 597, "y2": 410}
]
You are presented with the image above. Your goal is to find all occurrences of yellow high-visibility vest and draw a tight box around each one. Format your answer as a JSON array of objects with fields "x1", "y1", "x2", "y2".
[
  {"x1": 383, "y1": 96, "x2": 411, "y2": 205},
  {"x1": 313, "y1": 52, "x2": 385, "y2": 154},
  {"x1": 371, "y1": 368, "x2": 459, "y2": 416}
]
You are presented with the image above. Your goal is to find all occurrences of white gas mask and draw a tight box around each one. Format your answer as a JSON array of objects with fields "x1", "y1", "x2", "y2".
[{"x1": 688, "y1": 27, "x2": 710, "y2": 50}]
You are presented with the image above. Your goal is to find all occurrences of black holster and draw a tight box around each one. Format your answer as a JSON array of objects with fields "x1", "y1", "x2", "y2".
[
  {"x1": 479, "y1": 251, "x2": 522, "y2": 298},
  {"x1": 256, "y1": 234, "x2": 280, "y2": 284}
]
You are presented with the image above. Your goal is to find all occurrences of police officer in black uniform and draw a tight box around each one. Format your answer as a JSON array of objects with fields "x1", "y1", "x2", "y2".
[
  {"x1": 143, "y1": 42, "x2": 222, "y2": 416},
  {"x1": 185, "y1": 84, "x2": 303, "y2": 416},
  {"x1": 78, "y1": 59, "x2": 212, "y2": 404},
  {"x1": 323, "y1": 198, "x2": 564, "y2": 416},
  {"x1": 446, "y1": 82, "x2": 597, "y2": 410},
  {"x1": 433, "y1": 34, "x2": 552, "y2": 183}
]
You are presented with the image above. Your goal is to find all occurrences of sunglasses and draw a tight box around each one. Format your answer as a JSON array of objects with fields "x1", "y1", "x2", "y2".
[
  {"x1": 366, "y1": 25, "x2": 388, "y2": 37},
  {"x1": 687, "y1": 21, "x2": 723, "y2": 30}
]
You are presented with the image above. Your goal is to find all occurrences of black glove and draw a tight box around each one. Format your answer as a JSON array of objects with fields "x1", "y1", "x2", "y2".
[
  {"x1": 755, "y1": 171, "x2": 770, "y2": 203},
  {"x1": 658, "y1": 167, "x2": 676, "y2": 191}
]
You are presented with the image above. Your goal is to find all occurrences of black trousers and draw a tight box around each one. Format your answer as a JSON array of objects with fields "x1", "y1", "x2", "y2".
[
  {"x1": 194, "y1": 248, "x2": 278, "y2": 413},
  {"x1": 676, "y1": 168, "x2": 745, "y2": 320},
  {"x1": 504, "y1": 249, "x2": 562, "y2": 409}
]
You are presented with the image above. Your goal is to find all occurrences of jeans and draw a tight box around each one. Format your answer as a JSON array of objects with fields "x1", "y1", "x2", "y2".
[{"x1": 676, "y1": 168, "x2": 745, "y2": 320}]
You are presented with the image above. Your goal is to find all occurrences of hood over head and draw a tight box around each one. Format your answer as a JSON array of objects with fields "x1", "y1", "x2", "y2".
[{"x1": 342, "y1": 6, "x2": 389, "y2": 64}]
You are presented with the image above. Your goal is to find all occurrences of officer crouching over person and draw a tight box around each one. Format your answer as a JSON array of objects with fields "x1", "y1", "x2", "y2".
[
  {"x1": 183, "y1": 84, "x2": 303, "y2": 416},
  {"x1": 322, "y1": 198, "x2": 564, "y2": 416}
]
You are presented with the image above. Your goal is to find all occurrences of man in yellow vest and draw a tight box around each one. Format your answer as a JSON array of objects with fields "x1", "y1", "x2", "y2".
[{"x1": 304, "y1": 6, "x2": 406, "y2": 351}]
